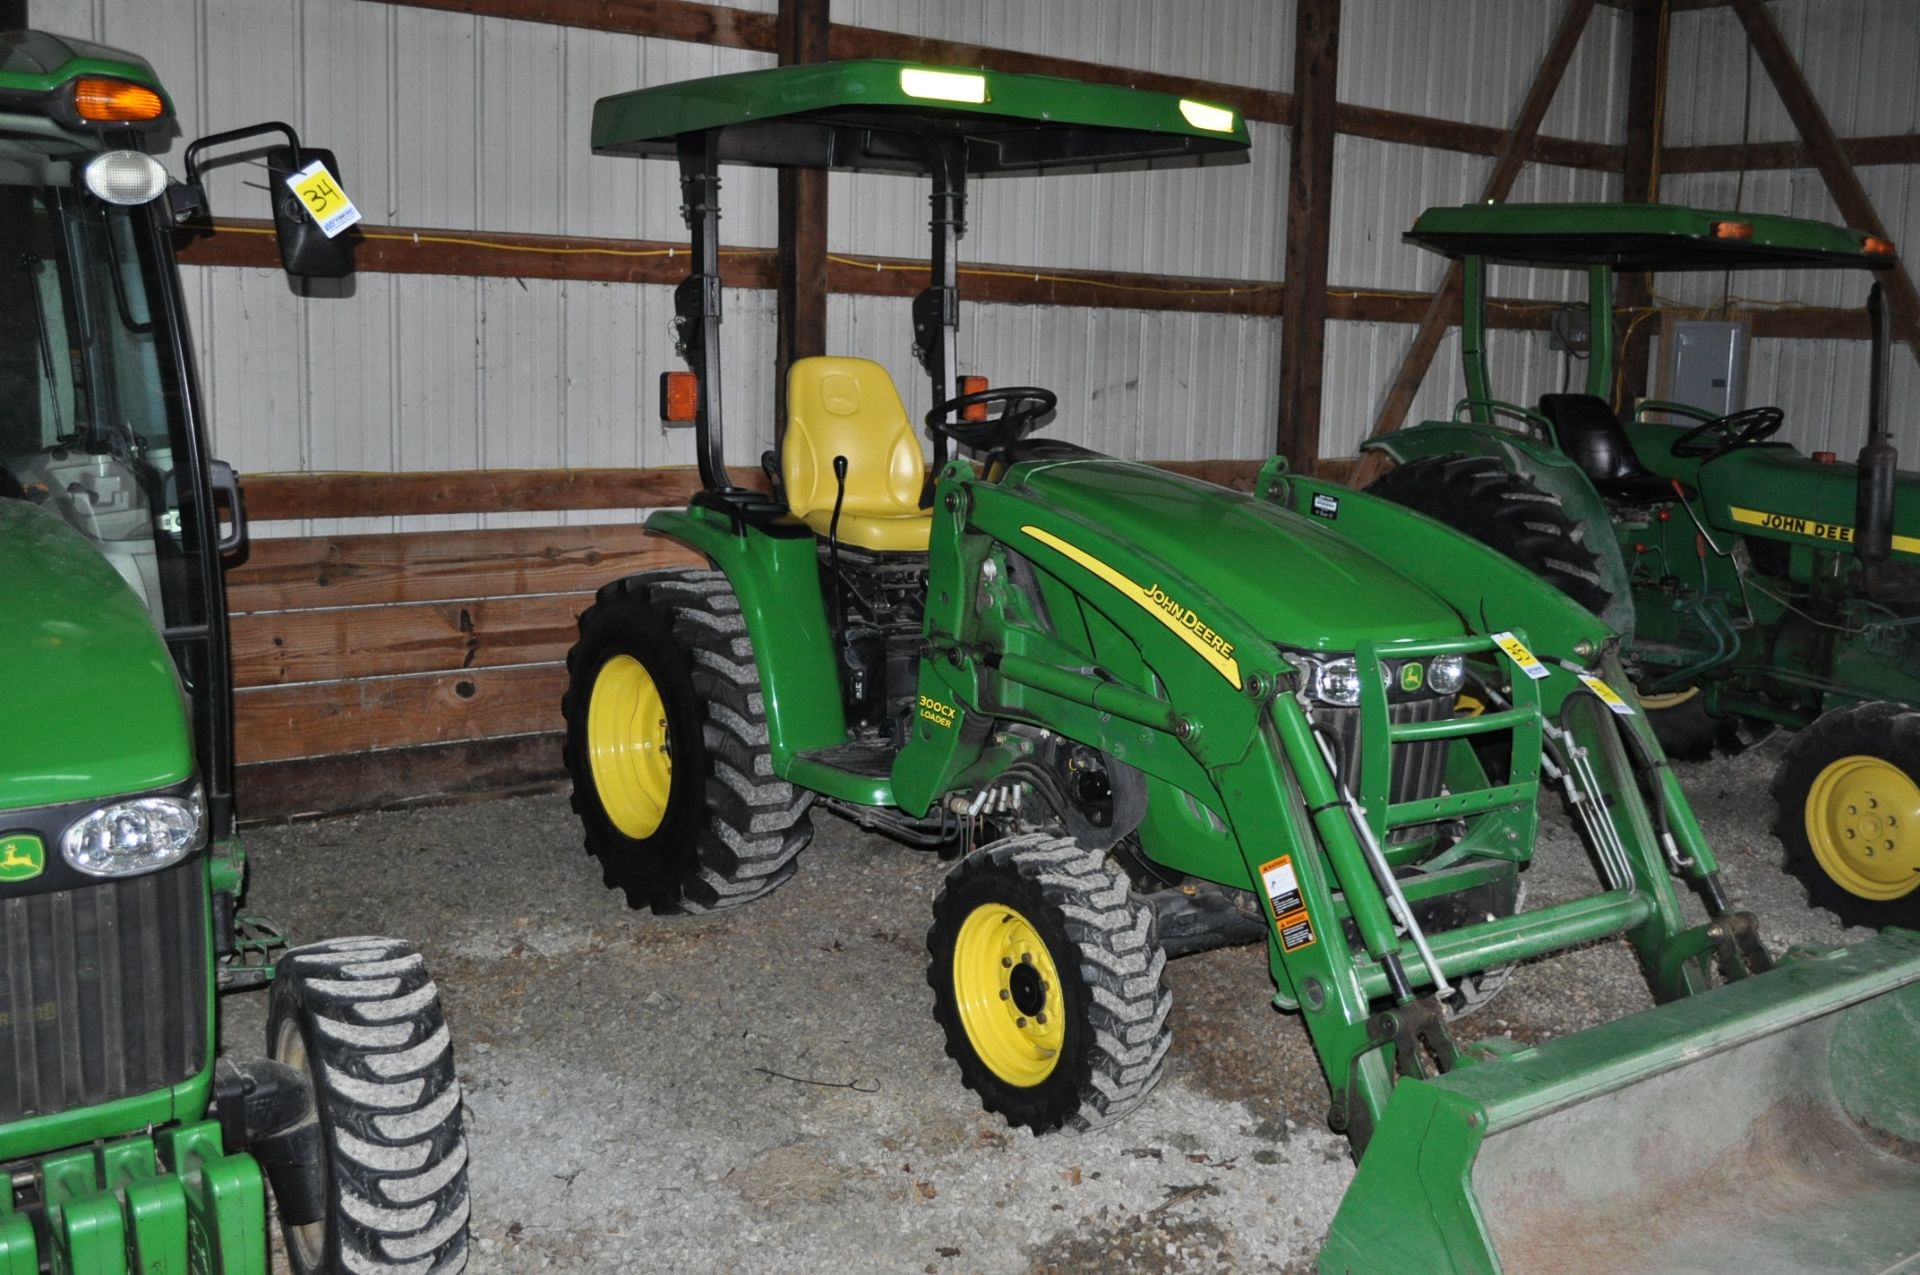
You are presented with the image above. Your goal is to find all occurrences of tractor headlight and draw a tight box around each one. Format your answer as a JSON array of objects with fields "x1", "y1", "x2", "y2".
[
  {"x1": 1427, "y1": 655, "x2": 1466, "y2": 695},
  {"x1": 1305, "y1": 656, "x2": 1363, "y2": 707},
  {"x1": 61, "y1": 784, "x2": 204, "y2": 877}
]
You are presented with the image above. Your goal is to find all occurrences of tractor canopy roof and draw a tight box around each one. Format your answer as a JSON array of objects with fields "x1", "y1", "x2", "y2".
[
  {"x1": 0, "y1": 30, "x2": 173, "y2": 135},
  {"x1": 592, "y1": 59, "x2": 1249, "y2": 176},
  {"x1": 1407, "y1": 201, "x2": 1896, "y2": 271}
]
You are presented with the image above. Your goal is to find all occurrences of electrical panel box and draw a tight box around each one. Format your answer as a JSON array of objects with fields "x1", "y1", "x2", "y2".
[{"x1": 1664, "y1": 320, "x2": 1748, "y2": 417}]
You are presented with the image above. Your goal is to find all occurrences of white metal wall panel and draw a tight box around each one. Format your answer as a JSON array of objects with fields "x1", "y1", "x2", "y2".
[
  {"x1": 1338, "y1": 0, "x2": 1627, "y2": 143},
  {"x1": 1321, "y1": 323, "x2": 1570, "y2": 458},
  {"x1": 828, "y1": 295, "x2": 1282, "y2": 462},
  {"x1": 1663, "y1": 0, "x2": 1920, "y2": 150},
  {"x1": 833, "y1": 0, "x2": 1295, "y2": 87},
  {"x1": 1650, "y1": 0, "x2": 1920, "y2": 459}
]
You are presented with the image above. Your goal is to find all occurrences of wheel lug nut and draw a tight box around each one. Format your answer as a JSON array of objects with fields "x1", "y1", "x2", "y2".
[
  {"x1": 1001, "y1": 957, "x2": 1012, "y2": 968},
  {"x1": 1021, "y1": 953, "x2": 1034, "y2": 966},
  {"x1": 999, "y1": 989, "x2": 1010, "y2": 1000},
  {"x1": 1016, "y1": 1017, "x2": 1027, "y2": 1028},
  {"x1": 1035, "y1": 1013, "x2": 1047, "y2": 1024}
]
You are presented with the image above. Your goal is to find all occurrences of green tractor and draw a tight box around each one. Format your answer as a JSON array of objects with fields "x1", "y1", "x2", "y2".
[
  {"x1": 561, "y1": 62, "x2": 1920, "y2": 1273},
  {"x1": 0, "y1": 32, "x2": 468, "y2": 1273},
  {"x1": 1361, "y1": 201, "x2": 1920, "y2": 929}
]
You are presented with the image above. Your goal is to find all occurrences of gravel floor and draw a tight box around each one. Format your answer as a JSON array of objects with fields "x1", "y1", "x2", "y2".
[{"x1": 221, "y1": 732, "x2": 1874, "y2": 1274}]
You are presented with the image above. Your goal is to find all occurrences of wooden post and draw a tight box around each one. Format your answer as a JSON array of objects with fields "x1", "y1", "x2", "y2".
[
  {"x1": 1277, "y1": 0, "x2": 1340, "y2": 468},
  {"x1": 1614, "y1": 0, "x2": 1665, "y2": 408},
  {"x1": 774, "y1": 0, "x2": 830, "y2": 449},
  {"x1": 1350, "y1": 0, "x2": 1596, "y2": 487},
  {"x1": 1728, "y1": 0, "x2": 1920, "y2": 364}
]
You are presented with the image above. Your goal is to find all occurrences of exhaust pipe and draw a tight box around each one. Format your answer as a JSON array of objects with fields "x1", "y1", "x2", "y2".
[{"x1": 1855, "y1": 283, "x2": 1897, "y2": 596}]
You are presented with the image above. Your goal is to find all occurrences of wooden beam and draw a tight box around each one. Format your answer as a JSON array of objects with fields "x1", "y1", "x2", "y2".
[
  {"x1": 1354, "y1": 0, "x2": 1598, "y2": 485},
  {"x1": 231, "y1": 593, "x2": 588, "y2": 686},
  {"x1": 175, "y1": 220, "x2": 778, "y2": 288},
  {"x1": 236, "y1": 734, "x2": 565, "y2": 824},
  {"x1": 225, "y1": 524, "x2": 702, "y2": 612},
  {"x1": 235, "y1": 664, "x2": 567, "y2": 764},
  {"x1": 1332, "y1": 103, "x2": 1620, "y2": 172},
  {"x1": 1277, "y1": 0, "x2": 1341, "y2": 465},
  {"x1": 1728, "y1": 0, "x2": 1920, "y2": 363},
  {"x1": 1616, "y1": 0, "x2": 1666, "y2": 406},
  {"x1": 774, "y1": 0, "x2": 830, "y2": 434},
  {"x1": 238, "y1": 465, "x2": 738, "y2": 522},
  {"x1": 1662, "y1": 133, "x2": 1920, "y2": 174}
]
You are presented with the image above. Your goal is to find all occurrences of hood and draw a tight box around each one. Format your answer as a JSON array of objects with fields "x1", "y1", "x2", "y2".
[
  {"x1": 0, "y1": 500, "x2": 192, "y2": 810},
  {"x1": 1008, "y1": 459, "x2": 1467, "y2": 651}
]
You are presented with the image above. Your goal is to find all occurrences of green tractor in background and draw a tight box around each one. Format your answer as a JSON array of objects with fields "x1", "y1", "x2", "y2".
[
  {"x1": 0, "y1": 32, "x2": 468, "y2": 1273},
  {"x1": 1361, "y1": 202, "x2": 1918, "y2": 929},
  {"x1": 560, "y1": 62, "x2": 1920, "y2": 1272}
]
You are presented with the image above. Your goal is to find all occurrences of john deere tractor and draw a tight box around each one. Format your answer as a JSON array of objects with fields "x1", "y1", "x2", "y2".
[
  {"x1": 1360, "y1": 202, "x2": 1920, "y2": 929},
  {"x1": 561, "y1": 63, "x2": 1920, "y2": 1272},
  {"x1": 0, "y1": 32, "x2": 468, "y2": 1272}
]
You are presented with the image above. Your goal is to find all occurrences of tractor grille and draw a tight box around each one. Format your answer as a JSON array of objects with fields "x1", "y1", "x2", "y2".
[
  {"x1": 0, "y1": 860, "x2": 208, "y2": 1123},
  {"x1": 1315, "y1": 696, "x2": 1454, "y2": 841}
]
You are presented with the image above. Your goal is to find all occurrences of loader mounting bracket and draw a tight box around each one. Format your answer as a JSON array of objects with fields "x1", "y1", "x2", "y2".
[
  {"x1": 1331, "y1": 996, "x2": 1464, "y2": 1154},
  {"x1": 1649, "y1": 910, "x2": 1774, "y2": 1000}
]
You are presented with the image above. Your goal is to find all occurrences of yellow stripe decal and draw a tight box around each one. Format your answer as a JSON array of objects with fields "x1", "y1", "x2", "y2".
[
  {"x1": 1021, "y1": 525, "x2": 1242, "y2": 688},
  {"x1": 1729, "y1": 505, "x2": 1920, "y2": 555}
]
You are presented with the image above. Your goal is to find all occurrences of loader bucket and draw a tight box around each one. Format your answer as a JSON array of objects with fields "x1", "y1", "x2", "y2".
[{"x1": 1320, "y1": 930, "x2": 1920, "y2": 1275}]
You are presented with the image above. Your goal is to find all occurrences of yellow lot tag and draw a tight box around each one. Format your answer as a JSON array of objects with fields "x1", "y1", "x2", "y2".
[
  {"x1": 1491, "y1": 632, "x2": 1550, "y2": 681},
  {"x1": 1577, "y1": 673, "x2": 1634, "y2": 716},
  {"x1": 286, "y1": 160, "x2": 361, "y2": 238}
]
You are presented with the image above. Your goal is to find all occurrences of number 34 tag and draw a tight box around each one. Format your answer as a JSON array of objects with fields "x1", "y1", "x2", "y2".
[{"x1": 286, "y1": 160, "x2": 361, "y2": 238}]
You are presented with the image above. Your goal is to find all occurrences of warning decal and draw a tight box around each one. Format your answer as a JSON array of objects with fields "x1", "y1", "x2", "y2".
[{"x1": 1259, "y1": 855, "x2": 1316, "y2": 952}]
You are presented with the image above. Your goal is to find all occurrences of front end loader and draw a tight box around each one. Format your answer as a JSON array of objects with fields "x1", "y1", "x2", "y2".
[{"x1": 560, "y1": 62, "x2": 1920, "y2": 1272}]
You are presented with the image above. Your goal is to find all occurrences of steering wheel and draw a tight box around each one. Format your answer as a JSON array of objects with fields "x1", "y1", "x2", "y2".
[
  {"x1": 924, "y1": 386, "x2": 1058, "y2": 452},
  {"x1": 1669, "y1": 405, "x2": 1785, "y2": 458}
]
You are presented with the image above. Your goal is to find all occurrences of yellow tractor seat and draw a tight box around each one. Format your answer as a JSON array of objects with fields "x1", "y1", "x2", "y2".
[{"x1": 782, "y1": 356, "x2": 932, "y2": 553}]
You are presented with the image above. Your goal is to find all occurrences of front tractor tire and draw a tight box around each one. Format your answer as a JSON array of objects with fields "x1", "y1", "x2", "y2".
[
  {"x1": 927, "y1": 834, "x2": 1172, "y2": 1134},
  {"x1": 267, "y1": 938, "x2": 470, "y2": 1275},
  {"x1": 1773, "y1": 702, "x2": 1920, "y2": 929},
  {"x1": 562, "y1": 569, "x2": 813, "y2": 913},
  {"x1": 1364, "y1": 454, "x2": 1611, "y2": 618}
]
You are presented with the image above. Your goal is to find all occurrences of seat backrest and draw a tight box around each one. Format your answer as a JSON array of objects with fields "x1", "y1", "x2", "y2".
[
  {"x1": 782, "y1": 356, "x2": 925, "y2": 524},
  {"x1": 1538, "y1": 393, "x2": 1644, "y2": 482}
]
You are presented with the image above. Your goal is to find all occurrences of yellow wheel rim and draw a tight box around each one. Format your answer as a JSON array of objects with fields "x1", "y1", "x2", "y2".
[
  {"x1": 587, "y1": 654, "x2": 673, "y2": 840},
  {"x1": 951, "y1": 901, "x2": 1067, "y2": 1087},
  {"x1": 1805, "y1": 754, "x2": 1920, "y2": 902}
]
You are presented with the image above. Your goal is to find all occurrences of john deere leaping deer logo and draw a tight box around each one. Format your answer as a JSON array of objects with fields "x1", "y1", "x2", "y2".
[{"x1": 0, "y1": 834, "x2": 45, "y2": 882}]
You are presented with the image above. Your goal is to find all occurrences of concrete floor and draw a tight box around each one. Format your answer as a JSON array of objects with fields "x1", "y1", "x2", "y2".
[{"x1": 222, "y1": 736, "x2": 1872, "y2": 1274}]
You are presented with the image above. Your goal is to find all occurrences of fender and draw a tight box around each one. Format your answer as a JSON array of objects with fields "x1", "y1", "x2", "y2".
[{"x1": 644, "y1": 507, "x2": 850, "y2": 777}]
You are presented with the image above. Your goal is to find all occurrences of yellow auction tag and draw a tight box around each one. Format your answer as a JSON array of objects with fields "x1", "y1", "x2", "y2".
[
  {"x1": 1578, "y1": 673, "x2": 1635, "y2": 715},
  {"x1": 286, "y1": 160, "x2": 361, "y2": 238},
  {"x1": 1491, "y1": 632, "x2": 1550, "y2": 681}
]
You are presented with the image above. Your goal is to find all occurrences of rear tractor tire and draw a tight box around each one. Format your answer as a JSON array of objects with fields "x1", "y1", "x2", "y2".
[
  {"x1": 1773, "y1": 702, "x2": 1920, "y2": 929},
  {"x1": 561, "y1": 569, "x2": 813, "y2": 913},
  {"x1": 267, "y1": 937, "x2": 470, "y2": 1275},
  {"x1": 1365, "y1": 454, "x2": 1611, "y2": 618},
  {"x1": 927, "y1": 833, "x2": 1172, "y2": 1134}
]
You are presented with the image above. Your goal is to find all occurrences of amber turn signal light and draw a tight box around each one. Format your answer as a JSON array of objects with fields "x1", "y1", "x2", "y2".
[
  {"x1": 958, "y1": 375, "x2": 990, "y2": 423},
  {"x1": 73, "y1": 78, "x2": 166, "y2": 123},
  {"x1": 659, "y1": 371, "x2": 698, "y2": 423},
  {"x1": 1864, "y1": 236, "x2": 1897, "y2": 256},
  {"x1": 1711, "y1": 220, "x2": 1754, "y2": 241}
]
